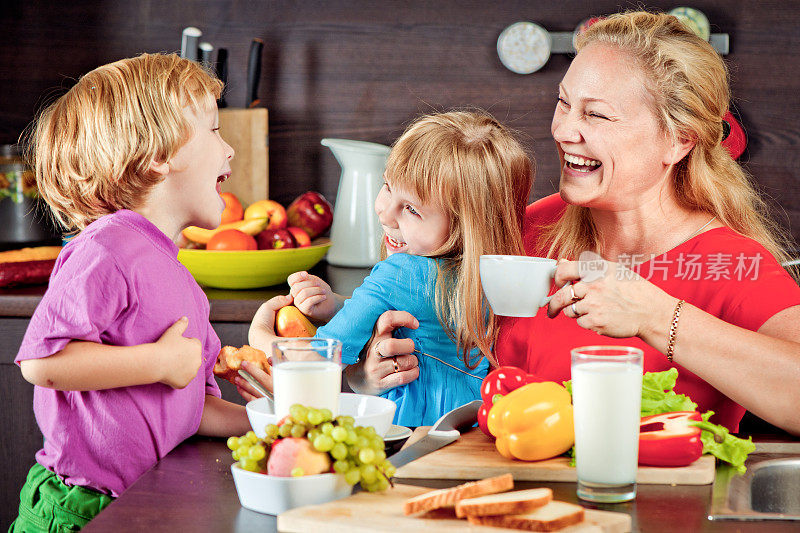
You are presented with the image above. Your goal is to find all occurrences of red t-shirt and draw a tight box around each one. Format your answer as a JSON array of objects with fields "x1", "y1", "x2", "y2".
[{"x1": 496, "y1": 194, "x2": 800, "y2": 431}]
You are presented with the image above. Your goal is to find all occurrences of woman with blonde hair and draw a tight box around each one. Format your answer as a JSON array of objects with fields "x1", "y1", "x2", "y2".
[
  {"x1": 347, "y1": 11, "x2": 800, "y2": 435},
  {"x1": 248, "y1": 110, "x2": 532, "y2": 426}
]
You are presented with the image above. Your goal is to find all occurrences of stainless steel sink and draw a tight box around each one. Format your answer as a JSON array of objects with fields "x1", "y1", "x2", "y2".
[{"x1": 709, "y1": 453, "x2": 800, "y2": 521}]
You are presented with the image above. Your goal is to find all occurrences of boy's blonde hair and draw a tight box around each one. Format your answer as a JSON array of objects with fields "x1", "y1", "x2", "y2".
[
  {"x1": 386, "y1": 111, "x2": 533, "y2": 368},
  {"x1": 544, "y1": 11, "x2": 796, "y2": 276},
  {"x1": 27, "y1": 53, "x2": 223, "y2": 231}
]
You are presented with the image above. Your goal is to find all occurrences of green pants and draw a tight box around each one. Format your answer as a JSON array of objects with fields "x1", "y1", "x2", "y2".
[{"x1": 8, "y1": 463, "x2": 113, "y2": 532}]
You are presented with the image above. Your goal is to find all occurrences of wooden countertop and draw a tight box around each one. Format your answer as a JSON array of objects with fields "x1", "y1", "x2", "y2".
[
  {"x1": 0, "y1": 262, "x2": 371, "y2": 322},
  {"x1": 82, "y1": 437, "x2": 800, "y2": 533}
]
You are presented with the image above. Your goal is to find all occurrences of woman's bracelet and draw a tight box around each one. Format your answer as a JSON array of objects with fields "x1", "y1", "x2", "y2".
[{"x1": 666, "y1": 299, "x2": 685, "y2": 363}]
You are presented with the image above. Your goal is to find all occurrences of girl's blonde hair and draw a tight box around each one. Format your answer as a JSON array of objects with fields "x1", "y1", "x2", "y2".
[
  {"x1": 544, "y1": 11, "x2": 796, "y2": 274},
  {"x1": 386, "y1": 111, "x2": 533, "y2": 368},
  {"x1": 26, "y1": 53, "x2": 223, "y2": 231}
]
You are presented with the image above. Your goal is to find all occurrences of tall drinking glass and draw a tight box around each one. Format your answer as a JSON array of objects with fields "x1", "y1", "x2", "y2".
[
  {"x1": 271, "y1": 338, "x2": 342, "y2": 419},
  {"x1": 571, "y1": 346, "x2": 643, "y2": 503}
]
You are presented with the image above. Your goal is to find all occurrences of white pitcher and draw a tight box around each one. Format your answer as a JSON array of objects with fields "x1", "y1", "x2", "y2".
[{"x1": 321, "y1": 138, "x2": 390, "y2": 267}]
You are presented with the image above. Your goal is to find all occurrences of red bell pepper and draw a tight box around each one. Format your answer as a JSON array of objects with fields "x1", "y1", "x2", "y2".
[
  {"x1": 477, "y1": 366, "x2": 541, "y2": 436},
  {"x1": 638, "y1": 411, "x2": 725, "y2": 467}
]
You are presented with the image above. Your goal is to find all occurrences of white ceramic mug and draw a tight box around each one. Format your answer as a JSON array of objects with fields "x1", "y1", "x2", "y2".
[{"x1": 479, "y1": 255, "x2": 557, "y2": 317}]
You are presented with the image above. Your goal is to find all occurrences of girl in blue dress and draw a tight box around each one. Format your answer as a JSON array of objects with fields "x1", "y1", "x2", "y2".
[{"x1": 249, "y1": 111, "x2": 533, "y2": 427}]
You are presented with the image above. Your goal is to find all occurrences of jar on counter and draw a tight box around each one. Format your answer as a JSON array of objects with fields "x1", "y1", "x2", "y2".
[{"x1": 0, "y1": 144, "x2": 61, "y2": 250}]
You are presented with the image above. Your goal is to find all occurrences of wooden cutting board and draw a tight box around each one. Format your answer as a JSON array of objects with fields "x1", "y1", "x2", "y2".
[
  {"x1": 218, "y1": 108, "x2": 269, "y2": 207},
  {"x1": 277, "y1": 483, "x2": 631, "y2": 532},
  {"x1": 395, "y1": 428, "x2": 715, "y2": 485}
]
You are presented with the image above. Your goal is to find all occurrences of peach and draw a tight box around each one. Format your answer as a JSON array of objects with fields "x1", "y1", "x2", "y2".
[{"x1": 267, "y1": 437, "x2": 331, "y2": 477}]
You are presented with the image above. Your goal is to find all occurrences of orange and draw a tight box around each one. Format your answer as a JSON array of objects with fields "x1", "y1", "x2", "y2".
[
  {"x1": 206, "y1": 229, "x2": 258, "y2": 251},
  {"x1": 220, "y1": 192, "x2": 244, "y2": 225}
]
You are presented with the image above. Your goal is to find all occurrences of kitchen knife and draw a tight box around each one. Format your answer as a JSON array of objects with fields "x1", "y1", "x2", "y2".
[
  {"x1": 180, "y1": 27, "x2": 202, "y2": 61},
  {"x1": 245, "y1": 38, "x2": 264, "y2": 108},
  {"x1": 388, "y1": 400, "x2": 481, "y2": 468},
  {"x1": 215, "y1": 48, "x2": 228, "y2": 108}
]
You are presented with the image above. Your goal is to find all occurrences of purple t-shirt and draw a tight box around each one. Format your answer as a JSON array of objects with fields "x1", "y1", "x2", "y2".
[{"x1": 16, "y1": 210, "x2": 221, "y2": 496}]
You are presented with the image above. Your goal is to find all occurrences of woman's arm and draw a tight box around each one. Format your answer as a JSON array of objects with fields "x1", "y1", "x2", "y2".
[
  {"x1": 19, "y1": 317, "x2": 202, "y2": 391},
  {"x1": 548, "y1": 261, "x2": 800, "y2": 435},
  {"x1": 197, "y1": 395, "x2": 251, "y2": 437}
]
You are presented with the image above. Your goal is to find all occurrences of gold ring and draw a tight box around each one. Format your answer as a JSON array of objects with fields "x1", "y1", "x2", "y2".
[
  {"x1": 570, "y1": 284, "x2": 580, "y2": 302},
  {"x1": 392, "y1": 357, "x2": 400, "y2": 373}
]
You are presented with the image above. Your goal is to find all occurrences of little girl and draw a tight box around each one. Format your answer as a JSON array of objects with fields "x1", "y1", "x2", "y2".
[
  {"x1": 11, "y1": 53, "x2": 252, "y2": 531},
  {"x1": 249, "y1": 111, "x2": 533, "y2": 427}
]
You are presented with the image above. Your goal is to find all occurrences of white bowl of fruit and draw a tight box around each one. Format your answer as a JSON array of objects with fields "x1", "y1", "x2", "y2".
[
  {"x1": 246, "y1": 393, "x2": 396, "y2": 439},
  {"x1": 229, "y1": 405, "x2": 397, "y2": 515}
]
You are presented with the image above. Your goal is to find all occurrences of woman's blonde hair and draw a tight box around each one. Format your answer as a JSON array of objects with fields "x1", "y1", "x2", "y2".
[
  {"x1": 544, "y1": 11, "x2": 796, "y2": 274},
  {"x1": 26, "y1": 53, "x2": 223, "y2": 231},
  {"x1": 385, "y1": 111, "x2": 533, "y2": 368}
]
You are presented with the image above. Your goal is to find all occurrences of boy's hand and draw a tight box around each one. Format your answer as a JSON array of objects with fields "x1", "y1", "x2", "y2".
[
  {"x1": 249, "y1": 295, "x2": 290, "y2": 352},
  {"x1": 156, "y1": 317, "x2": 202, "y2": 389},
  {"x1": 234, "y1": 360, "x2": 274, "y2": 403},
  {"x1": 287, "y1": 271, "x2": 342, "y2": 322}
]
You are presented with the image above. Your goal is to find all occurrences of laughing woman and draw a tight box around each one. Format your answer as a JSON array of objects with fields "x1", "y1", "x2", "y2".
[{"x1": 353, "y1": 11, "x2": 800, "y2": 435}]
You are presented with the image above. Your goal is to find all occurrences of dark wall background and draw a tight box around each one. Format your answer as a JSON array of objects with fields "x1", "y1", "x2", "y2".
[{"x1": 1, "y1": 0, "x2": 799, "y2": 245}]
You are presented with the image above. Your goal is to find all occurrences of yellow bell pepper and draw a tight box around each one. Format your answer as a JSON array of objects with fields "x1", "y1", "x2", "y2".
[{"x1": 487, "y1": 381, "x2": 574, "y2": 461}]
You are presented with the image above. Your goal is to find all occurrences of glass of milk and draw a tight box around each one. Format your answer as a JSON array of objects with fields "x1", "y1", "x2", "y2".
[
  {"x1": 271, "y1": 338, "x2": 343, "y2": 419},
  {"x1": 571, "y1": 345, "x2": 643, "y2": 503}
]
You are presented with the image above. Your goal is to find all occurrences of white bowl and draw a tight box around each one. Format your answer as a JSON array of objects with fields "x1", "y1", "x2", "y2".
[
  {"x1": 231, "y1": 464, "x2": 352, "y2": 515},
  {"x1": 246, "y1": 393, "x2": 396, "y2": 439}
]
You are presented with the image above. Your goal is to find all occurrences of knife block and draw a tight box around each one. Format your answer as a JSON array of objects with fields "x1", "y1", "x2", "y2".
[{"x1": 218, "y1": 108, "x2": 269, "y2": 206}]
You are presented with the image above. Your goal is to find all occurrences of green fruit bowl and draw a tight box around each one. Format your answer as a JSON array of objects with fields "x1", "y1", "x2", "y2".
[{"x1": 178, "y1": 239, "x2": 331, "y2": 289}]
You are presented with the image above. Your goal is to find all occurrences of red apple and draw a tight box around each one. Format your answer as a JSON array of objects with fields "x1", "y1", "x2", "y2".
[
  {"x1": 256, "y1": 228, "x2": 296, "y2": 250},
  {"x1": 286, "y1": 192, "x2": 333, "y2": 239},
  {"x1": 287, "y1": 227, "x2": 311, "y2": 247},
  {"x1": 244, "y1": 200, "x2": 288, "y2": 230}
]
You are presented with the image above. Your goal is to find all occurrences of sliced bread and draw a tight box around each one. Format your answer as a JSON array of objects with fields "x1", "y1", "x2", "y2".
[
  {"x1": 454, "y1": 487, "x2": 553, "y2": 518},
  {"x1": 466, "y1": 500, "x2": 585, "y2": 531},
  {"x1": 402, "y1": 473, "x2": 514, "y2": 515}
]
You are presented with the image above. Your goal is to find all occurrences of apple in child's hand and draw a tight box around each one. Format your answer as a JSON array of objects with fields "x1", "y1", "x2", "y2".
[
  {"x1": 255, "y1": 228, "x2": 296, "y2": 250},
  {"x1": 267, "y1": 437, "x2": 332, "y2": 477},
  {"x1": 287, "y1": 227, "x2": 311, "y2": 247},
  {"x1": 244, "y1": 200, "x2": 288, "y2": 230},
  {"x1": 276, "y1": 305, "x2": 317, "y2": 337},
  {"x1": 286, "y1": 192, "x2": 333, "y2": 239}
]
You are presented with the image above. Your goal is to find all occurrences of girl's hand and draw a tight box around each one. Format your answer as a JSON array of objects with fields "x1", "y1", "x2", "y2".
[
  {"x1": 156, "y1": 317, "x2": 202, "y2": 389},
  {"x1": 233, "y1": 360, "x2": 274, "y2": 403},
  {"x1": 345, "y1": 310, "x2": 420, "y2": 396},
  {"x1": 546, "y1": 259, "x2": 674, "y2": 339},
  {"x1": 249, "y1": 295, "x2": 291, "y2": 352},
  {"x1": 287, "y1": 271, "x2": 342, "y2": 322}
]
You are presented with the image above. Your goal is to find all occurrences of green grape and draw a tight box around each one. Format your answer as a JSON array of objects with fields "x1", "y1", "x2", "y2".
[
  {"x1": 373, "y1": 477, "x2": 390, "y2": 491},
  {"x1": 231, "y1": 450, "x2": 240, "y2": 461},
  {"x1": 362, "y1": 427, "x2": 376, "y2": 438},
  {"x1": 319, "y1": 408, "x2": 333, "y2": 422},
  {"x1": 307, "y1": 409, "x2": 323, "y2": 425},
  {"x1": 374, "y1": 449, "x2": 386, "y2": 462},
  {"x1": 321, "y1": 422, "x2": 334, "y2": 435},
  {"x1": 240, "y1": 458, "x2": 258, "y2": 472},
  {"x1": 339, "y1": 415, "x2": 355, "y2": 426},
  {"x1": 370, "y1": 437, "x2": 384, "y2": 450},
  {"x1": 358, "y1": 448, "x2": 376, "y2": 464},
  {"x1": 356, "y1": 436, "x2": 370, "y2": 449},
  {"x1": 278, "y1": 424, "x2": 293, "y2": 438},
  {"x1": 333, "y1": 459, "x2": 349, "y2": 474},
  {"x1": 360, "y1": 464, "x2": 377, "y2": 484},
  {"x1": 345, "y1": 430, "x2": 358, "y2": 445},
  {"x1": 226, "y1": 436, "x2": 240, "y2": 450},
  {"x1": 344, "y1": 469, "x2": 361, "y2": 485},
  {"x1": 245, "y1": 430, "x2": 258, "y2": 443},
  {"x1": 248, "y1": 445, "x2": 266, "y2": 461},
  {"x1": 290, "y1": 425, "x2": 307, "y2": 438},
  {"x1": 266, "y1": 424, "x2": 279, "y2": 439},
  {"x1": 307, "y1": 429, "x2": 321, "y2": 443},
  {"x1": 289, "y1": 404, "x2": 309, "y2": 423},
  {"x1": 331, "y1": 442, "x2": 348, "y2": 461},
  {"x1": 331, "y1": 426, "x2": 348, "y2": 442},
  {"x1": 313, "y1": 434, "x2": 334, "y2": 452},
  {"x1": 291, "y1": 467, "x2": 305, "y2": 477},
  {"x1": 237, "y1": 445, "x2": 250, "y2": 458}
]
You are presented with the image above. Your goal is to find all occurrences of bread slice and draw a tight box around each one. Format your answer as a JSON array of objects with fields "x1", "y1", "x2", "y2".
[
  {"x1": 466, "y1": 500, "x2": 585, "y2": 531},
  {"x1": 454, "y1": 487, "x2": 553, "y2": 518},
  {"x1": 213, "y1": 345, "x2": 271, "y2": 383},
  {"x1": 402, "y1": 473, "x2": 514, "y2": 515}
]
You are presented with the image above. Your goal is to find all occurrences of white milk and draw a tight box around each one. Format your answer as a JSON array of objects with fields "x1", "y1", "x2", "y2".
[
  {"x1": 572, "y1": 362, "x2": 642, "y2": 485},
  {"x1": 273, "y1": 360, "x2": 342, "y2": 419}
]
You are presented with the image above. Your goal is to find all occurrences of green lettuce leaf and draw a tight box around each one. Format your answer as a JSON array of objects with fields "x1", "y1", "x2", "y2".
[
  {"x1": 640, "y1": 368, "x2": 697, "y2": 416},
  {"x1": 694, "y1": 411, "x2": 756, "y2": 474}
]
